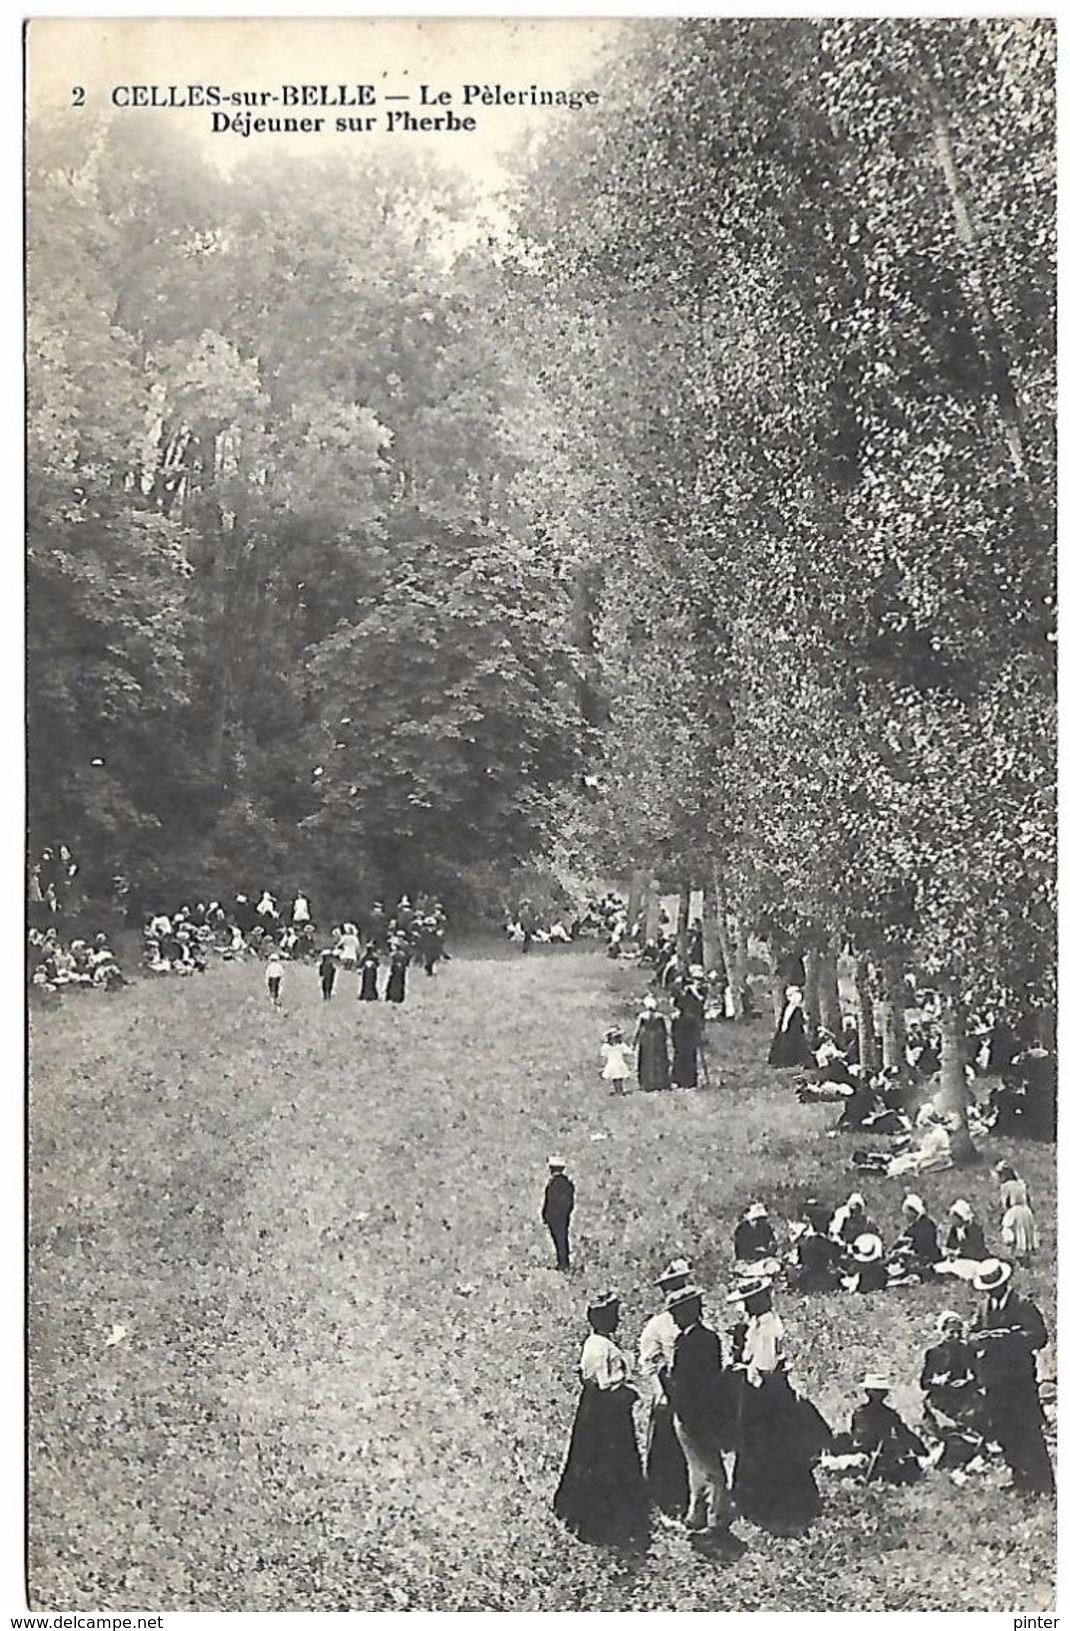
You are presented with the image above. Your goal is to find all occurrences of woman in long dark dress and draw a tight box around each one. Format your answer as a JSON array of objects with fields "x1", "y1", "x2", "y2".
[
  {"x1": 385, "y1": 947, "x2": 409, "y2": 1004},
  {"x1": 732, "y1": 1366, "x2": 833, "y2": 1533},
  {"x1": 768, "y1": 986, "x2": 814, "y2": 1068},
  {"x1": 670, "y1": 976, "x2": 705, "y2": 1089},
  {"x1": 635, "y1": 998, "x2": 670, "y2": 1091},
  {"x1": 359, "y1": 947, "x2": 380, "y2": 1001},
  {"x1": 553, "y1": 1295, "x2": 651, "y2": 1550}
]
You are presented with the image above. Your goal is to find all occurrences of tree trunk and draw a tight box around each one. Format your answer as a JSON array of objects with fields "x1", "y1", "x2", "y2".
[
  {"x1": 710, "y1": 864, "x2": 747, "y2": 1018},
  {"x1": 804, "y1": 946, "x2": 823, "y2": 1044},
  {"x1": 676, "y1": 883, "x2": 694, "y2": 960},
  {"x1": 855, "y1": 958, "x2": 878, "y2": 1074},
  {"x1": 626, "y1": 871, "x2": 647, "y2": 936},
  {"x1": 818, "y1": 941, "x2": 844, "y2": 1035},
  {"x1": 937, "y1": 997, "x2": 978, "y2": 1163},
  {"x1": 701, "y1": 885, "x2": 723, "y2": 979},
  {"x1": 880, "y1": 955, "x2": 909, "y2": 1072},
  {"x1": 643, "y1": 881, "x2": 662, "y2": 945}
]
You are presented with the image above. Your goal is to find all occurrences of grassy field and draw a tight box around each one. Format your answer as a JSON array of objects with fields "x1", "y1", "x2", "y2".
[{"x1": 28, "y1": 944, "x2": 1055, "y2": 1611}]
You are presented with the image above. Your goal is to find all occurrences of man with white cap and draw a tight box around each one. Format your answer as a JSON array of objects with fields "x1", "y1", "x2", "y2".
[
  {"x1": 662, "y1": 1285, "x2": 736, "y2": 1537},
  {"x1": 638, "y1": 1259, "x2": 692, "y2": 1518},
  {"x1": 541, "y1": 1157, "x2": 575, "y2": 1271},
  {"x1": 970, "y1": 1259, "x2": 1053, "y2": 1494}
]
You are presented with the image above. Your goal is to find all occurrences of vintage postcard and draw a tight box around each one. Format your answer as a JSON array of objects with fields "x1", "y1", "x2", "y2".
[{"x1": 24, "y1": 13, "x2": 1056, "y2": 1616}]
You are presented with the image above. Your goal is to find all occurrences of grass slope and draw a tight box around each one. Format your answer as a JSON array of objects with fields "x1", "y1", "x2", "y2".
[{"x1": 29, "y1": 945, "x2": 1055, "y2": 1610}]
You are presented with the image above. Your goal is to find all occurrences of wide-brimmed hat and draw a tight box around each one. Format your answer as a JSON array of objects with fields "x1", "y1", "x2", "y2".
[
  {"x1": 547, "y1": 1155, "x2": 566, "y2": 1170},
  {"x1": 862, "y1": 1373, "x2": 891, "y2": 1393},
  {"x1": 727, "y1": 1277, "x2": 773, "y2": 1302},
  {"x1": 852, "y1": 1233, "x2": 884, "y2": 1263},
  {"x1": 656, "y1": 1257, "x2": 693, "y2": 1286},
  {"x1": 974, "y1": 1258, "x2": 1013, "y2": 1293},
  {"x1": 744, "y1": 1202, "x2": 769, "y2": 1222},
  {"x1": 666, "y1": 1283, "x2": 704, "y2": 1310}
]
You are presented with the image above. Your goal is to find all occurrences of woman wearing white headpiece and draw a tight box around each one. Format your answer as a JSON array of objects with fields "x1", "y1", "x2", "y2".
[{"x1": 768, "y1": 984, "x2": 813, "y2": 1069}]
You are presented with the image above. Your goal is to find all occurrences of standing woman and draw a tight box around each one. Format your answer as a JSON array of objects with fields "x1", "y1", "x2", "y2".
[
  {"x1": 634, "y1": 995, "x2": 671, "y2": 1092},
  {"x1": 552, "y1": 1293, "x2": 651, "y2": 1550},
  {"x1": 359, "y1": 944, "x2": 380, "y2": 1001},
  {"x1": 768, "y1": 985, "x2": 814, "y2": 1069},
  {"x1": 385, "y1": 944, "x2": 410, "y2": 1004},
  {"x1": 670, "y1": 971, "x2": 705, "y2": 1090}
]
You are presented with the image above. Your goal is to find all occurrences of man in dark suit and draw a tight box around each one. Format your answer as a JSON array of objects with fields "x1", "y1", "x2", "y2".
[
  {"x1": 541, "y1": 1158, "x2": 574, "y2": 1270},
  {"x1": 662, "y1": 1286, "x2": 737, "y2": 1534},
  {"x1": 971, "y1": 1259, "x2": 1053, "y2": 1495}
]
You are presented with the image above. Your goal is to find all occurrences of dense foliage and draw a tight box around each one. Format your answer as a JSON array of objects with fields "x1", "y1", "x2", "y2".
[
  {"x1": 27, "y1": 19, "x2": 1055, "y2": 1016},
  {"x1": 510, "y1": 17, "x2": 1055, "y2": 1043}
]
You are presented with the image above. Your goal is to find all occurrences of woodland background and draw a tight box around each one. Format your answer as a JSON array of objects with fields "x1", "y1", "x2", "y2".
[{"x1": 27, "y1": 18, "x2": 1056, "y2": 1042}]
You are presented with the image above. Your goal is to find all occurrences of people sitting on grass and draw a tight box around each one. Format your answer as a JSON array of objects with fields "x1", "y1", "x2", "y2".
[
  {"x1": 887, "y1": 1194, "x2": 941, "y2": 1282},
  {"x1": 843, "y1": 1232, "x2": 887, "y2": 1294},
  {"x1": 733, "y1": 1203, "x2": 777, "y2": 1263},
  {"x1": 839, "y1": 1375, "x2": 928, "y2": 1484},
  {"x1": 919, "y1": 1311, "x2": 987, "y2": 1476},
  {"x1": 937, "y1": 1199, "x2": 987, "y2": 1275}
]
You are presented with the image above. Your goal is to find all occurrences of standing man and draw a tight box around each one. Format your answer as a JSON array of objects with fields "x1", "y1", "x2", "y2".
[
  {"x1": 663, "y1": 1285, "x2": 737, "y2": 1541},
  {"x1": 638, "y1": 1259, "x2": 692, "y2": 1518},
  {"x1": 971, "y1": 1259, "x2": 1054, "y2": 1495},
  {"x1": 541, "y1": 1157, "x2": 574, "y2": 1270},
  {"x1": 318, "y1": 946, "x2": 338, "y2": 1002}
]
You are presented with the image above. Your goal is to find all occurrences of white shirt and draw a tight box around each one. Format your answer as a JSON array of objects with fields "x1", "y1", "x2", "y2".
[
  {"x1": 580, "y1": 1333, "x2": 631, "y2": 1391},
  {"x1": 638, "y1": 1309, "x2": 679, "y2": 1399},
  {"x1": 265, "y1": 958, "x2": 283, "y2": 980},
  {"x1": 600, "y1": 1042, "x2": 631, "y2": 1079},
  {"x1": 742, "y1": 1310, "x2": 786, "y2": 1384},
  {"x1": 292, "y1": 896, "x2": 310, "y2": 922}
]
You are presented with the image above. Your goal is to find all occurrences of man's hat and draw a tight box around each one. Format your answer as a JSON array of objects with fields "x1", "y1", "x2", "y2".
[
  {"x1": 974, "y1": 1258, "x2": 1013, "y2": 1293},
  {"x1": 547, "y1": 1155, "x2": 566, "y2": 1170},
  {"x1": 744, "y1": 1202, "x2": 769, "y2": 1222},
  {"x1": 656, "y1": 1257, "x2": 693, "y2": 1287},
  {"x1": 862, "y1": 1374, "x2": 891, "y2": 1393},
  {"x1": 852, "y1": 1233, "x2": 884, "y2": 1263},
  {"x1": 665, "y1": 1284, "x2": 704, "y2": 1310}
]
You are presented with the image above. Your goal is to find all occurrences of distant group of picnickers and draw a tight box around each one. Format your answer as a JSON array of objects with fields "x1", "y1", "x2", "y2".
[
  {"x1": 28, "y1": 926, "x2": 126, "y2": 998},
  {"x1": 541, "y1": 1156, "x2": 1053, "y2": 1557}
]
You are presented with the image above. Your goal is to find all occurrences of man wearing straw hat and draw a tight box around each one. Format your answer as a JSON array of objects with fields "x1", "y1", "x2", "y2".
[
  {"x1": 638, "y1": 1259, "x2": 692, "y2": 1518},
  {"x1": 970, "y1": 1259, "x2": 1053, "y2": 1495},
  {"x1": 662, "y1": 1285, "x2": 737, "y2": 1538}
]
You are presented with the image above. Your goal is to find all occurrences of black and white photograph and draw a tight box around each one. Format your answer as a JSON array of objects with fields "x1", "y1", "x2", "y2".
[{"x1": 25, "y1": 12, "x2": 1056, "y2": 1614}]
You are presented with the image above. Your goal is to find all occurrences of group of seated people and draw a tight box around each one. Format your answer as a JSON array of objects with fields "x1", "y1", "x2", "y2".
[
  {"x1": 730, "y1": 1163, "x2": 1039, "y2": 1299},
  {"x1": 139, "y1": 890, "x2": 450, "y2": 977},
  {"x1": 28, "y1": 926, "x2": 126, "y2": 996}
]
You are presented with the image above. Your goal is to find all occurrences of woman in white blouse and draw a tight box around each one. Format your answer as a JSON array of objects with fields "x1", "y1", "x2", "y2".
[{"x1": 552, "y1": 1293, "x2": 651, "y2": 1550}]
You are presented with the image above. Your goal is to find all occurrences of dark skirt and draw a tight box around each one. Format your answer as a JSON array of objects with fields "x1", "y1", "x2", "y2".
[
  {"x1": 359, "y1": 965, "x2": 379, "y2": 1000},
  {"x1": 553, "y1": 1383, "x2": 651, "y2": 1549},
  {"x1": 768, "y1": 1009, "x2": 814, "y2": 1069},
  {"x1": 645, "y1": 1398, "x2": 689, "y2": 1516},
  {"x1": 638, "y1": 1020, "x2": 671, "y2": 1091},
  {"x1": 671, "y1": 1018, "x2": 700, "y2": 1089},
  {"x1": 732, "y1": 1378, "x2": 832, "y2": 1534},
  {"x1": 385, "y1": 967, "x2": 407, "y2": 1003}
]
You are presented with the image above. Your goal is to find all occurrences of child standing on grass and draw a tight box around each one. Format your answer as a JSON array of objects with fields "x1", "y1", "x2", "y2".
[
  {"x1": 600, "y1": 1027, "x2": 632, "y2": 1095},
  {"x1": 265, "y1": 951, "x2": 284, "y2": 1009}
]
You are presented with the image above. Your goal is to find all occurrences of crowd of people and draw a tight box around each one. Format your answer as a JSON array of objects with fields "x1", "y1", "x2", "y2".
[
  {"x1": 28, "y1": 886, "x2": 450, "y2": 1010},
  {"x1": 546, "y1": 1172, "x2": 1053, "y2": 1555}
]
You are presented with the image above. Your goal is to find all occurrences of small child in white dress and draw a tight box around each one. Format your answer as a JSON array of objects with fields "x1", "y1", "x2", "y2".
[{"x1": 600, "y1": 1027, "x2": 632, "y2": 1095}]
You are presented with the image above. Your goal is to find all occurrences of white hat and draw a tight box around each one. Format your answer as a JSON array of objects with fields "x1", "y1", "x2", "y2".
[
  {"x1": 974, "y1": 1258, "x2": 1013, "y2": 1293},
  {"x1": 642, "y1": 995, "x2": 658, "y2": 1011},
  {"x1": 847, "y1": 1192, "x2": 865, "y2": 1209},
  {"x1": 666, "y1": 1283, "x2": 704, "y2": 1310},
  {"x1": 744, "y1": 1202, "x2": 769, "y2": 1221},
  {"x1": 852, "y1": 1233, "x2": 884, "y2": 1263},
  {"x1": 689, "y1": 964, "x2": 705, "y2": 977},
  {"x1": 547, "y1": 1155, "x2": 566, "y2": 1170},
  {"x1": 902, "y1": 1194, "x2": 925, "y2": 1215},
  {"x1": 948, "y1": 1199, "x2": 973, "y2": 1222},
  {"x1": 656, "y1": 1257, "x2": 693, "y2": 1286},
  {"x1": 862, "y1": 1373, "x2": 891, "y2": 1392}
]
